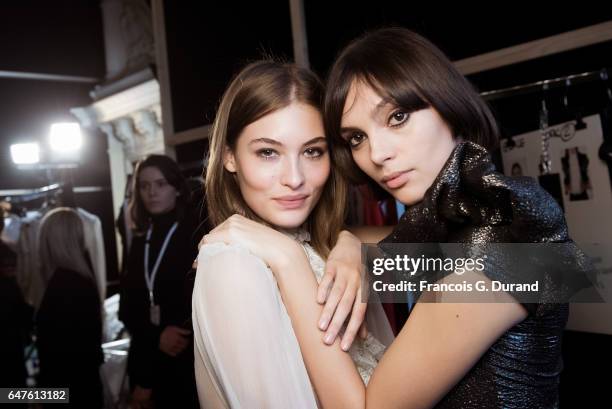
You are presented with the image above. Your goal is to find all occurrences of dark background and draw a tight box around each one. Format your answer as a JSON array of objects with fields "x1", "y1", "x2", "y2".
[{"x1": 1, "y1": 2, "x2": 611, "y2": 407}]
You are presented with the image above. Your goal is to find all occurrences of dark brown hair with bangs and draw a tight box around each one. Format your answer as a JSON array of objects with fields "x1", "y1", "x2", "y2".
[{"x1": 324, "y1": 27, "x2": 499, "y2": 183}]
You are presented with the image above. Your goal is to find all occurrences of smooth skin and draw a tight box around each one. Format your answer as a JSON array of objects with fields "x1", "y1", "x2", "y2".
[
  {"x1": 196, "y1": 102, "x2": 370, "y2": 350},
  {"x1": 203, "y1": 81, "x2": 528, "y2": 408}
]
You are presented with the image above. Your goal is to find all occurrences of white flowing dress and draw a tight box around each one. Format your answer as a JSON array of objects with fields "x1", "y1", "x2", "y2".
[{"x1": 192, "y1": 230, "x2": 394, "y2": 409}]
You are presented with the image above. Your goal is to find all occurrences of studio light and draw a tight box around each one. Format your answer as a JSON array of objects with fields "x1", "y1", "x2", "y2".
[
  {"x1": 10, "y1": 143, "x2": 40, "y2": 165},
  {"x1": 49, "y1": 122, "x2": 82, "y2": 152}
]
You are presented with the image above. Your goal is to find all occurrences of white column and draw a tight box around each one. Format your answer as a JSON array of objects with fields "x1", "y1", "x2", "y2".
[{"x1": 100, "y1": 123, "x2": 130, "y2": 267}]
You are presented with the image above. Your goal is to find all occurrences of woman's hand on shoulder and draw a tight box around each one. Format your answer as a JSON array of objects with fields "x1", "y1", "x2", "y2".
[
  {"x1": 318, "y1": 230, "x2": 368, "y2": 351},
  {"x1": 199, "y1": 214, "x2": 301, "y2": 272}
]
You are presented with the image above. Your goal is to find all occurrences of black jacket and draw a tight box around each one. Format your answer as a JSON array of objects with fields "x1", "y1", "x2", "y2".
[
  {"x1": 36, "y1": 268, "x2": 103, "y2": 408},
  {"x1": 119, "y1": 208, "x2": 202, "y2": 407}
]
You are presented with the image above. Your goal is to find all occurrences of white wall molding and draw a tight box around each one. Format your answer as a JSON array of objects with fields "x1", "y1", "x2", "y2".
[{"x1": 455, "y1": 20, "x2": 612, "y2": 75}]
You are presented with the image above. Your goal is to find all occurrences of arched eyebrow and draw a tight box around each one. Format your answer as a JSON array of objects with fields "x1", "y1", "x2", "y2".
[
  {"x1": 302, "y1": 137, "x2": 327, "y2": 147},
  {"x1": 341, "y1": 97, "x2": 395, "y2": 133},
  {"x1": 249, "y1": 137, "x2": 282, "y2": 146},
  {"x1": 248, "y1": 136, "x2": 327, "y2": 147}
]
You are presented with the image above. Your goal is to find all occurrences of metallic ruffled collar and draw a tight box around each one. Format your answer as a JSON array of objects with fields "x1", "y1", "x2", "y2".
[{"x1": 382, "y1": 141, "x2": 568, "y2": 244}]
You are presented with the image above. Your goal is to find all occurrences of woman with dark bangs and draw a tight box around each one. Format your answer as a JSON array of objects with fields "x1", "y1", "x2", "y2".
[{"x1": 204, "y1": 28, "x2": 581, "y2": 408}]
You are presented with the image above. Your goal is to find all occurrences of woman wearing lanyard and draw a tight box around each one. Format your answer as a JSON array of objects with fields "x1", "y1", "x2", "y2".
[{"x1": 119, "y1": 154, "x2": 201, "y2": 409}]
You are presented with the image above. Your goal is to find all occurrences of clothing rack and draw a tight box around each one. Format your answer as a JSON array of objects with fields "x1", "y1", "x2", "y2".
[
  {"x1": 0, "y1": 183, "x2": 108, "y2": 204},
  {"x1": 480, "y1": 67, "x2": 611, "y2": 101},
  {"x1": 0, "y1": 183, "x2": 63, "y2": 203}
]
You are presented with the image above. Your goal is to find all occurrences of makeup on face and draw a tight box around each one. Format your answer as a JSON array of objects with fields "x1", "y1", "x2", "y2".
[
  {"x1": 225, "y1": 102, "x2": 331, "y2": 229},
  {"x1": 340, "y1": 81, "x2": 457, "y2": 206}
]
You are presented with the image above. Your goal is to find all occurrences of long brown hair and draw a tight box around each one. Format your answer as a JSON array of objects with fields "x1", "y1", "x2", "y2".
[
  {"x1": 129, "y1": 154, "x2": 191, "y2": 233},
  {"x1": 325, "y1": 27, "x2": 499, "y2": 183},
  {"x1": 205, "y1": 60, "x2": 347, "y2": 257}
]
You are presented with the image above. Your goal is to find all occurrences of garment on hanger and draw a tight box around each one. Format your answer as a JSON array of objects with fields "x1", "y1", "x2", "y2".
[
  {"x1": 77, "y1": 208, "x2": 107, "y2": 301},
  {"x1": 0, "y1": 214, "x2": 22, "y2": 248},
  {"x1": 14, "y1": 211, "x2": 45, "y2": 308},
  {"x1": 561, "y1": 148, "x2": 591, "y2": 200},
  {"x1": 4, "y1": 206, "x2": 107, "y2": 308},
  {"x1": 568, "y1": 151, "x2": 582, "y2": 194}
]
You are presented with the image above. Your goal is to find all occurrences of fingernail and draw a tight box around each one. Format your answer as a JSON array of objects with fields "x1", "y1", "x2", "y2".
[
  {"x1": 319, "y1": 318, "x2": 328, "y2": 330},
  {"x1": 324, "y1": 333, "x2": 334, "y2": 344},
  {"x1": 341, "y1": 342, "x2": 349, "y2": 351}
]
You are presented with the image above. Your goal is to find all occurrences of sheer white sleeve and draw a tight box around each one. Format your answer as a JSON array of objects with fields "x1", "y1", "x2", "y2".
[{"x1": 192, "y1": 243, "x2": 319, "y2": 409}]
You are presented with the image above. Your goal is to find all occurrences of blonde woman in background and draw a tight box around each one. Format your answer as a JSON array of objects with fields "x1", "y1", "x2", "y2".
[{"x1": 36, "y1": 207, "x2": 103, "y2": 408}]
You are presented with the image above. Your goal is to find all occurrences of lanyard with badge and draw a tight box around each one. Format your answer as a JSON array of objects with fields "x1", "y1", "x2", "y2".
[{"x1": 145, "y1": 221, "x2": 178, "y2": 326}]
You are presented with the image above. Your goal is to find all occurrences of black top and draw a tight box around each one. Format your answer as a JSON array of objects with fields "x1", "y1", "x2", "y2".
[
  {"x1": 381, "y1": 141, "x2": 586, "y2": 409},
  {"x1": 36, "y1": 268, "x2": 103, "y2": 407},
  {"x1": 119, "y1": 207, "x2": 202, "y2": 407}
]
